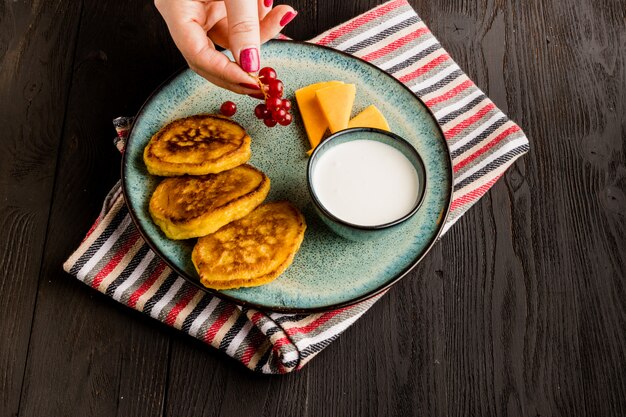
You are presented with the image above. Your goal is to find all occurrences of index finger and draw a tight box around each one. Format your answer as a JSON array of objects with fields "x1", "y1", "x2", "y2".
[
  {"x1": 224, "y1": 0, "x2": 261, "y2": 72},
  {"x1": 168, "y1": 18, "x2": 257, "y2": 92}
]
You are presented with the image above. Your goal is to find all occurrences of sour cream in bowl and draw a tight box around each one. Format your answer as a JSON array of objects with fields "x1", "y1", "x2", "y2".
[{"x1": 307, "y1": 128, "x2": 427, "y2": 241}]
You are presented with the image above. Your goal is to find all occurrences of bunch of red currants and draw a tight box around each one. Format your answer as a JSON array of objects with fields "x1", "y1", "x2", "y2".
[
  {"x1": 253, "y1": 67, "x2": 293, "y2": 127},
  {"x1": 219, "y1": 67, "x2": 293, "y2": 128}
]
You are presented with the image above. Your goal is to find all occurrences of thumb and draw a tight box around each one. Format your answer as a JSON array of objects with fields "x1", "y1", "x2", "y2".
[{"x1": 225, "y1": 0, "x2": 261, "y2": 73}]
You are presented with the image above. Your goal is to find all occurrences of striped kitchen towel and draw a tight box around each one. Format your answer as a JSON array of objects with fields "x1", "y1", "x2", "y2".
[{"x1": 63, "y1": 0, "x2": 529, "y2": 374}]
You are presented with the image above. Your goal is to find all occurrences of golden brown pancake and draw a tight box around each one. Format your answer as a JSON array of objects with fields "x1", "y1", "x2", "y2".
[
  {"x1": 149, "y1": 164, "x2": 270, "y2": 240},
  {"x1": 192, "y1": 201, "x2": 306, "y2": 290},
  {"x1": 144, "y1": 114, "x2": 251, "y2": 176}
]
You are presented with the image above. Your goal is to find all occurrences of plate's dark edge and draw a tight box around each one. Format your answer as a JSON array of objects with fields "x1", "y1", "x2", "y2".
[{"x1": 121, "y1": 39, "x2": 454, "y2": 314}]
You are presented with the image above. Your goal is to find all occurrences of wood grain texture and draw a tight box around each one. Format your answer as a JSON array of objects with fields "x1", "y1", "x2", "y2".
[
  {"x1": 0, "y1": 0, "x2": 624, "y2": 416},
  {"x1": 0, "y1": 2, "x2": 82, "y2": 416},
  {"x1": 15, "y1": 0, "x2": 181, "y2": 416},
  {"x1": 425, "y1": 0, "x2": 626, "y2": 416}
]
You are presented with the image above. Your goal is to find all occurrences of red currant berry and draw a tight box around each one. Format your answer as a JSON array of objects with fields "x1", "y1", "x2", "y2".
[
  {"x1": 267, "y1": 79, "x2": 284, "y2": 98},
  {"x1": 220, "y1": 101, "x2": 237, "y2": 117},
  {"x1": 259, "y1": 67, "x2": 277, "y2": 82},
  {"x1": 263, "y1": 118, "x2": 277, "y2": 127},
  {"x1": 266, "y1": 97, "x2": 282, "y2": 111},
  {"x1": 272, "y1": 108, "x2": 287, "y2": 121},
  {"x1": 254, "y1": 103, "x2": 268, "y2": 119},
  {"x1": 278, "y1": 113, "x2": 293, "y2": 126},
  {"x1": 281, "y1": 99, "x2": 292, "y2": 111}
]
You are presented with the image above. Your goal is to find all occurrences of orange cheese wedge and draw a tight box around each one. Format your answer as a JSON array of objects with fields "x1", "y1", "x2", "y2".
[
  {"x1": 347, "y1": 105, "x2": 390, "y2": 131},
  {"x1": 295, "y1": 81, "x2": 344, "y2": 151},
  {"x1": 315, "y1": 83, "x2": 356, "y2": 134}
]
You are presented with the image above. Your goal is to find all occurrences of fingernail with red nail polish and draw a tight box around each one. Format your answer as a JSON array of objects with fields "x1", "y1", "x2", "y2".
[
  {"x1": 264, "y1": 0, "x2": 272, "y2": 7},
  {"x1": 239, "y1": 82, "x2": 260, "y2": 90},
  {"x1": 248, "y1": 92, "x2": 265, "y2": 100},
  {"x1": 240, "y1": 48, "x2": 260, "y2": 72},
  {"x1": 280, "y1": 11, "x2": 297, "y2": 27}
]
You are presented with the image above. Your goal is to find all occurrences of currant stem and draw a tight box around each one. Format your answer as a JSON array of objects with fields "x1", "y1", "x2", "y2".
[{"x1": 252, "y1": 75, "x2": 270, "y2": 101}]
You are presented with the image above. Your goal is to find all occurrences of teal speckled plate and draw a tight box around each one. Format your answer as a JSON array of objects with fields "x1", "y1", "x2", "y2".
[{"x1": 122, "y1": 40, "x2": 452, "y2": 312}]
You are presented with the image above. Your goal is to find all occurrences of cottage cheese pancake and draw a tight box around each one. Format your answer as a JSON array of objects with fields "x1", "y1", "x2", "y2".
[
  {"x1": 192, "y1": 201, "x2": 306, "y2": 290},
  {"x1": 144, "y1": 114, "x2": 251, "y2": 176},
  {"x1": 149, "y1": 164, "x2": 270, "y2": 240}
]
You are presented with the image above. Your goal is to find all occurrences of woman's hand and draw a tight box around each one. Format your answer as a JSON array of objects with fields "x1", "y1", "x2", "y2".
[{"x1": 155, "y1": 0, "x2": 297, "y2": 94}]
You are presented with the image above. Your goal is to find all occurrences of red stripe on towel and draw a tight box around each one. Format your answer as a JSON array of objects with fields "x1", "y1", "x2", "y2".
[
  {"x1": 398, "y1": 54, "x2": 449, "y2": 83},
  {"x1": 286, "y1": 308, "x2": 348, "y2": 335},
  {"x1": 127, "y1": 261, "x2": 167, "y2": 308},
  {"x1": 316, "y1": 0, "x2": 405, "y2": 45},
  {"x1": 361, "y1": 26, "x2": 430, "y2": 61},
  {"x1": 450, "y1": 174, "x2": 503, "y2": 211},
  {"x1": 203, "y1": 304, "x2": 236, "y2": 344},
  {"x1": 425, "y1": 79, "x2": 473, "y2": 107},
  {"x1": 453, "y1": 125, "x2": 521, "y2": 172},
  {"x1": 165, "y1": 288, "x2": 198, "y2": 326},
  {"x1": 444, "y1": 103, "x2": 496, "y2": 139},
  {"x1": 91, "y1": 233, "x2": 141, "y2": 289}
]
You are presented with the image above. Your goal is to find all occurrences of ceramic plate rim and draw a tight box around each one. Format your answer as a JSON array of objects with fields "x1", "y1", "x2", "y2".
[{"x1": 121, "y1": 39, "x2": 453, "y2": 313}]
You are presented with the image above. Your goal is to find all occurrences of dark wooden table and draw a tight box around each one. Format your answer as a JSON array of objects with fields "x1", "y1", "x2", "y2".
[{"x1": 1, "y1": 0, "x2": 625, "y2": 416}]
